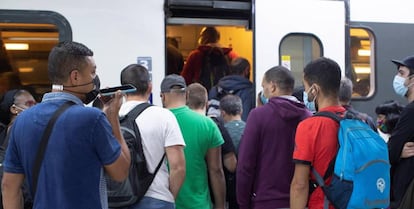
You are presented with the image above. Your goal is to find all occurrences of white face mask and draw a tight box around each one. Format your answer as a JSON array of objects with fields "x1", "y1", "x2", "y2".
[
  {"x1": 393, "y1": 75, "x2": 414, "y2": 97},
  {"x1": 303, "y1": 91, "x2": 316, "y2": 112}
]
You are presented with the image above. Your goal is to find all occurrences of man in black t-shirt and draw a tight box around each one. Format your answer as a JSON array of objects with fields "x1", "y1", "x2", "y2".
[{"x1": 388, "y1": 55, "x2": 414, "y2": 208}]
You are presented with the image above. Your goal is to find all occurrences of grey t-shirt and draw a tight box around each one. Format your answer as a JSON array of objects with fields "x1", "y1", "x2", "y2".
[{"x1": 224, "y1": 120, "x2": 246, "y2": 154}]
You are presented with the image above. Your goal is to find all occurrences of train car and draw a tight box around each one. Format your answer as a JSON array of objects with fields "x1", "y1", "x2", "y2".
[{"x1": 1, "y1": 0, "x2": 414, "y2": 117}]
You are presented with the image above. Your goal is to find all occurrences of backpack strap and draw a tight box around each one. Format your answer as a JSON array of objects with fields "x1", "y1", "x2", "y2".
[
  {"x1": 313, "y1": 111, "x2": 342, "y2": 123},
  {"x1": 124, "y1": 102, "x2": 165, "y2": 177},
  {"x1": 310, "y1": 111, "x2": 343, "y2": 209},
  {"x1": 32, "y1": 101, "x2": 75, "y2": 199},
  {"x1": 125, "y1": 103, "x2": 152, "y2": 121}
]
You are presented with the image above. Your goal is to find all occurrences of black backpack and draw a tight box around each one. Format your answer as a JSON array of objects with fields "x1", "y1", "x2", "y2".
[
  {"x1": 106, "y1": 103, "x2": 165, "y2": 208},
  {"x1": 199, "y1": 47, "x2": 231, "y2": 91}
]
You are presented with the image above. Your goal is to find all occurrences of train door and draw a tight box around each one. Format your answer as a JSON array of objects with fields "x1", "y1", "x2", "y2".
[
  {"x1": 164, "y1": 0, "x2": 253, "y2": 94},
  {"x1": 0, "y1": 10, "x2": 69, "y2": 101},
  {"x1": 255, "y1": 0, "x2": 345, "y2": 93}
]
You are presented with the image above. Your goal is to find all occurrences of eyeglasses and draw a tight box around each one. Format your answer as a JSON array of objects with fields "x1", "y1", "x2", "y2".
[
  {"x1": 12, "y1": 104, "x2": 27, "y2": 111},
  {"x1": 12, "y1": 100, "x2": 37, "y2": 111}
]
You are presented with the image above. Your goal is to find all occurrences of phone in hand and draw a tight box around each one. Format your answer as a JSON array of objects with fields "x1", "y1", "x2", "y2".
[{"x1": 99, "y1": 84, "x2": 137, "y2": 96}]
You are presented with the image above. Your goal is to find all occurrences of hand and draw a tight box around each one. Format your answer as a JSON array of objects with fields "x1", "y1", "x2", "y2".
[
  {"x1": 401, "y1": 142, "x2": 414, "y2": 158},
  {"x1": 101, "y1": 90, "x2": 123, "y2": 119}
]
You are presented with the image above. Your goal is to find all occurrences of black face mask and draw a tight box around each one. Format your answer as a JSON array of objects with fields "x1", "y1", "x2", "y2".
[{"x1": 83, "y1": 75, "x2": 100, "y2": 104}]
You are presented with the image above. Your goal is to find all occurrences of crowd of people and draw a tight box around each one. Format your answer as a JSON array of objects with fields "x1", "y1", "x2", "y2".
[{"x1": 1, "y1": 29, "x2": 414, "y2": 209}]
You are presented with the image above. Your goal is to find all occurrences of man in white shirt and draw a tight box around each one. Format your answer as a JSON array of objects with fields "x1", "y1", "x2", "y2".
[{"x1": 118, "y1": 64, "x2": 186, "y2": 209}]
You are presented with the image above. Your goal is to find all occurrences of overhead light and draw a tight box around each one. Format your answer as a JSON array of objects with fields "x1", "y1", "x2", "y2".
[
  {"x1": 358, "y1": 49, "x2": 371, "y2": 56},
  {"x1": 5, "y1": 43, "x2": 29, "y2": 50},
  {"x1": 18, "y1": 67, "x2": 33, "y2": 73},
  {"x1": 360, "y1": 40, "x2": 370, "y2": 47},
  {"x1": 354, "y1": 66, "x2": 371, "y2": 74}
]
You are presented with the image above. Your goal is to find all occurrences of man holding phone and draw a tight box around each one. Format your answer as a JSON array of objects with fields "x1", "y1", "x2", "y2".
[
  {"x1": 118, "y1": 64, "x2": 186, "y2": 209},
  {"x1": 2, "y1": 41, "x2": 131, "y2": 209}
]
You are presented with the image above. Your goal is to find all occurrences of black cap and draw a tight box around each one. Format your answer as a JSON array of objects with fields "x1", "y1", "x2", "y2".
[
  {"x1": 391, "y1": 55, "x2": 414, "y2": 70},
  {"x1": 160, "y1": 74, "x2": 186, "y2": 93}
]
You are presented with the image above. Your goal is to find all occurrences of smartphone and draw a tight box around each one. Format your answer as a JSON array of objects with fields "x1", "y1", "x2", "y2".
[{"x1": 100, "y1": 84, "x2": 136, "y2": 96}]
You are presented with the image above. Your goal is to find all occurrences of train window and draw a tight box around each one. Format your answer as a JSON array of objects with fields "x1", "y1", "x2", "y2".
[
  {"x1": 0, "y1": 10, "x2": 71, "y2": 101},
  {"x1": 279, "y1": 33, "x2": 323, "y2": 88},
  {"x1": 350, "y1": 28, "x2": 374, "y2": 98}
]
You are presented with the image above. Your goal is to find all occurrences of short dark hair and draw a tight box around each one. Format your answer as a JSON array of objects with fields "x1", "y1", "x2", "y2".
[
  {"x1": 199, "y1": 27, "x2": 220, "y2": 45},
  {"x1": 304, "y1": 57, "x2": 341, "y2": 97},
  {"x1": 230, "y1": 57, "x2": 250, "y2": 75},
  {"x1": 186, "y1": 83, "x2": 207, "y2": 109},
  {"x1": 120, "y1": 64, "x2": 150, "y2": 96},
  {"x1": 48, "y1": 41, "x2": 93, "y2": 84},
  {"x1": 339, "y1": 77, "x2": 353, "y2": 103},
  {"x1": 219, "y1": 94, "x2": 242, "y2": 116},
  {"x1": 264, "y1": 66, "x2": 294, "y2": 92}
]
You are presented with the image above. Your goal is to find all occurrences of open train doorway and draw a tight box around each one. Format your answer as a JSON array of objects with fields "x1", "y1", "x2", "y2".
[
  {"x1": 166, "y1": 25, "x2": 253, "y2": 80},
  {"x1": 164, "y1": 0, "x2": 253, "y2": 94}
]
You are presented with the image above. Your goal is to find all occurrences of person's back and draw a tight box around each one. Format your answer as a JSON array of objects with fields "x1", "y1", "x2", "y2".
[
  {"x1": 8, "y1": 100, "x2": 117, "y2": 208},
  {"x1": 209, "y1": 57, "x2": 254, "y2": 121},
  {"x1": 2, "y1": 41, "x2": 130, "y2": 209},
  {"x1": 166, "y1": 37, "x2": 184, "y2": 75},
  {"x1": 171, "y1": 106, "x2": 223, "y2": 209},
  {"x1": 291, "y1": 57, "x2": 345, "y2": 209},
  {"x1": 186, "y1": 83, "x2": 237, "y2": 209},
  {"x1": 161, "y1": 75, "x2": 225, "y2": 209},
  {"x1": 181, "y1": 26, "x2": 237, "y2": 87},
  {"x1": 219, "y1": 94, "x2": 246, "y2": 153},
  {"x1": 118, "y1": 64, "x2": 186, "y2": 209},
  {"x1": 237, "y1": 66, "x2": 312, "y2": 209}
]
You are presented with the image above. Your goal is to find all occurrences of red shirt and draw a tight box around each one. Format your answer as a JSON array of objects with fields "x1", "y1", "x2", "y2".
[
  {"x1": 293, "y1": 105, "x2": 346, "y2": 209},
  {"x1": 181, "y1": 45, "x2": 238, "y2": 85}
]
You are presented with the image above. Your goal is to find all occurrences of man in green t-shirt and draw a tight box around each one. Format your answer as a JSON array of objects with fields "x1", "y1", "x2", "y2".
[{"x1": 160, "y1": 74, "x2": 226, "y2": 209}]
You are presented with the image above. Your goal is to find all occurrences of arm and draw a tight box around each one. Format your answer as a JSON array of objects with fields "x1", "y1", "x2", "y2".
[
  {"x1": 206, "y1": 146, "x2": 226, "y2": 209},
  {"x1": 223, "y1": 152, "x2": 237, "y2": 173},
  {"x1": 290, "y1": 164, "x2": 310, "y2": 209},
  {"x1": 165, "y1": 145, "x2": 186, "y2": 199},
  {"x1": 102, "y1": 91, "x2": 131, "y2": 182},
  {"x1": 388, "y1": 107, "x2": 414, "y2": 164},
  {"x1": 2, "y1": 172, "x2": 24, "y2": 209}
]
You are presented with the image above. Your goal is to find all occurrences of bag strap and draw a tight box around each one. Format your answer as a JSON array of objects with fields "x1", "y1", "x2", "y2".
[
  {"x1": 311, "y1": 111, "x2": 343, "y2": 209},
  {"x1": 32, "y1": 101, "x2": 75, "y2": 199},
  {"x1": 125, "y1": 103, "x2": 152, "y2": 122},
  {"x1": 313, "y1": 111, "x2": 342, "y2": 123},
  {"x1": 125, "y1": 102, "x2": 164, "y2": 177}
]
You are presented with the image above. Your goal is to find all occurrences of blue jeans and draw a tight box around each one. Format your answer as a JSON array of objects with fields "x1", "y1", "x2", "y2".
[{"x1": 111, "y1": 196, "x2": 175, "y2": 209}]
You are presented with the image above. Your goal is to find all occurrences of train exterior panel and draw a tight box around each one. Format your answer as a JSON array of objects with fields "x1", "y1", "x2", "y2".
[{"x1": 2, "y1": 0, "x2": 414, "y2": 116}]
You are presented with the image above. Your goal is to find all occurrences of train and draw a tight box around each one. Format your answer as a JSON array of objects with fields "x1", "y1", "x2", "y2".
[{"x1": 1, "y1": 0, "x2": 414, "y2": 117}]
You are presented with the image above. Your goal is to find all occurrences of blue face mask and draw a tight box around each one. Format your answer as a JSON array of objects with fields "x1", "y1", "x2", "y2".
[
  {"x1": 303, "y1": 90, "x2": 316, "y2": 112},
  {"x1": 393, "y1": 75, "x2": 409, "y2": 97},
  {"x1": 260, "y1": 91, "x2": 269, "y2": 105}
]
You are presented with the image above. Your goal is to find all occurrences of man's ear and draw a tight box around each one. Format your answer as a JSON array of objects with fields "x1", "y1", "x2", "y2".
[
  {"x1": 271, "y1": 82, "x2": 278, "y2": 93},
  {"x1": 147, "y1": 82, "x2": 153, "y2": 94},
  {"x1": 69, "y1": 69, "x2": 79, "y2": 85}
]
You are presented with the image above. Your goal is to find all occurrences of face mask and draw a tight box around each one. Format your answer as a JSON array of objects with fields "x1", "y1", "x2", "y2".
[
  {"x1": 377, "y1": 119, "x2": 389, "y2": 134},
  {"x1": 393, "y1": 75, "x2": 408, "y2": 97},
  {"x1": 303, "y1": 89, "x2": 316, "y2": 112},
  {"x1": 260, "y1": 91, "x2": 268, "y2": 105},
  {"x1": 83, "y1": 75, "x2": 101, "y2": 104}
]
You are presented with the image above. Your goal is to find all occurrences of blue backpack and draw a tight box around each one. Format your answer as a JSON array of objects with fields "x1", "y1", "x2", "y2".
[{"x1": 312, "y1": 111, "x2": 390, "y2": 209}]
